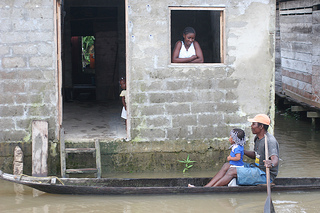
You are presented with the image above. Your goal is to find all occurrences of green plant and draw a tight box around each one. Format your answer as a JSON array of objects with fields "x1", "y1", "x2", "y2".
[
  {"x1": 178, "y1": 154, "x2": 196, "y2": 174},
  {"x1": 82, "y1": 36, "x2": 95, "y2": 67}
]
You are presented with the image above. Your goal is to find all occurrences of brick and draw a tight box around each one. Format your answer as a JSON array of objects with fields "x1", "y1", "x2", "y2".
[{"x1": 2, "y1": 57, "x2": 26, "y2": 68}]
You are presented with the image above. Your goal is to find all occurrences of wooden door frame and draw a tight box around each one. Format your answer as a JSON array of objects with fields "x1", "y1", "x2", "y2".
[{"x1": 54, "y1": 0, "x2": 63, "y2": 139}]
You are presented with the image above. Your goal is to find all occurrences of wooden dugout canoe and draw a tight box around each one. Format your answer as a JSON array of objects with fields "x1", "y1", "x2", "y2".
[{"x1": 1, "y1": 170, "x2": 320, "y2": 195}]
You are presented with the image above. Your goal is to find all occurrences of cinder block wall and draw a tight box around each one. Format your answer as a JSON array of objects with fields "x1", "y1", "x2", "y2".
[
  {"x1": 127, "y1": 0, "x2": 276, "y2": 143},
  {"x1": 0, "y1": 1, "x2": 58, "y2": 142}
]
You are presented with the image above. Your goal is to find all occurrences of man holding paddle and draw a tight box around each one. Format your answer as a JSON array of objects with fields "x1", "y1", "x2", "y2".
[{"x1": 206, "y1": 114, "x2": 279, "y2": 187}]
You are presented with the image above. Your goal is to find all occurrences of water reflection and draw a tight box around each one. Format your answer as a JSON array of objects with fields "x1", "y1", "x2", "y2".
[{"x1": 1, "y1": 114, "x2": 320, "y2": 212}]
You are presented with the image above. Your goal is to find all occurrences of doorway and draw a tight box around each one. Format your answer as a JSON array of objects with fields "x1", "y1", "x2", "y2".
[{"x1": 60, "y1": 1, "x2": 126, "y2": 141}]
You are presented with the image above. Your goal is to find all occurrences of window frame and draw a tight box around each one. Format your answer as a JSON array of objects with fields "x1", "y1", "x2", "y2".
[{"x1": 169, "y1": 6, "x2": 225, "y2": 65}]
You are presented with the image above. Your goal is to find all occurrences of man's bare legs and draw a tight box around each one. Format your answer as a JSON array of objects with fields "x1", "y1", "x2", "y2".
[{"x1": 204, "y1": 163, "x2": 231, "y2": 187}]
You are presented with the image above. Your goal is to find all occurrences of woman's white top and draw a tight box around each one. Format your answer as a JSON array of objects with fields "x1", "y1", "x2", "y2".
[{"x1": 178, "y1": 41, "x2": 195, "y2": 58}]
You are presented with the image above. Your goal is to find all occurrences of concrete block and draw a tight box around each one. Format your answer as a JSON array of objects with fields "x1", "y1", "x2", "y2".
[
  {"x1": 166, "y1": 127, "x2": 188, "y2": 139},
  {"x1": 0, "y1": 32, "x2": 26, "y2": 43},
  {"x1": 0, "y1": 105, "x2": 25, "y2": 117},
  {"x1": 0, "y1": 45, "x2": 10, "y2": 55},
  {"x1": 149, "y1": 92, "x2": 173, "y2": 103},
  {"x1": 131, "y1": 92, "x2": 148, "y2": 104},
  {"x1": 2, "y1": 57, "x2": 26, "y2": 68},
  {"x1": 30, "y1": 56, "x2": 53, "y2": 67},
  {"x1": 0, "y1": 130, "x2": 28, "y2": 142},
  {"x1": 28, "y1": 32, "x2": 52, "y2": 42},
  {"x1": 198, "y1": 114, "x2": 224, "y2": 126},
  {"x1": 134, "y1": 104, "x2": 165, "y2": 116},
  {"x1": 172, "y1": 92, "x2": 196, "y2": 103},
  {"x1": 145, "y1": 116, "x2": 171, "y2": 128},
  {"x1": 172, "y1": 115, "x2": 197, "y2": 127},
  {"x1": 166, "y1": 80, "x2": 190, "y2": 91},
  {"x1": 0, "y1": 118, "x2": 15, "y2": 130},
  {"x1": 216, "y1": 102, "x2": 240, "y2": 113},
  {"x1": 165, "y1": 103, "x2": 190, "y2": 115},
  {"x1": 0, "y1": 93, "x2": 15, "y2": 105},
  {"x1": 191, "y1": 103, "x2": 216, "y2": 114},
  {"x1": 38, "y1": 43, "x2": 54, "y2": 55},
  {"x1": 13, "y1": 44, "x2": 38, "y2": 55},
  {"x1": 139, "y1": 128, "x2": 166, "y2": 140},
  {"x1": 218, "y1": 79, "x2": 239, "y2": 89},
  {"x1": 197, "y1": 90, "x2": 225, "y2": 102},
  {"x1": 3, "y1": 81, "x2": 26, "y2": 94}
]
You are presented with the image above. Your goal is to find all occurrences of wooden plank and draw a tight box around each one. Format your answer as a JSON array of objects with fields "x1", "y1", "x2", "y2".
[
  {"x1": 291, "y1": 106, "x2": 306, "y2": 112},
  {"x1": 65, "y1": 148, "x2": 96, "y2": 154},
  {"x1": 66, "y1": 168, "x2": 98, "y2": 174},
  {"x1": 280, "y1": 8, "x2": 312, "y2": 15},
  {"x1": 95, "y1": 140, "x2": 102, "y2": 178},
  {"x1": 60, "y1": 128, "x2": 66, "y2": 178},
  {"x1": 307, "y1": 111, "x2": 320, "y2": 118},
  {"x1": 280, "y1": 1, "x2": 313, "y2": 10},
  {"x1": 281, "y1": 58, "x2": 312, "y2": 74},
  {"x1": 32, "y1": 121, "x2": 48, "y2": 177}
]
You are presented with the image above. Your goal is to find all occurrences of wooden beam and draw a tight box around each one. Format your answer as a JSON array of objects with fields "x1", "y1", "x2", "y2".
[
  {"x1": 291, "y1": 106, "x2": 306, "y2": 112},
  {"x1": 307, "y1": 111, "x2": 320, "y2": 118}
]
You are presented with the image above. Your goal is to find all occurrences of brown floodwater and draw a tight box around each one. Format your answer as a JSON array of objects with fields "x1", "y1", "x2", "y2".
[{"x1": 1, "y1": 113, "x2": 320, "y2": 212}]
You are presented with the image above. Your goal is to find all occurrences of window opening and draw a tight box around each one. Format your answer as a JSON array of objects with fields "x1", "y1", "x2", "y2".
[{"x1": 170, "y1": 7, "x2": 224, "y2": 63}]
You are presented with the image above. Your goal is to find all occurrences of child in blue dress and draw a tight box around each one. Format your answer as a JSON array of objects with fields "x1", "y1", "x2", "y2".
[{"x1": 203, "y1": 128, "x2": 246, "y2": 187}]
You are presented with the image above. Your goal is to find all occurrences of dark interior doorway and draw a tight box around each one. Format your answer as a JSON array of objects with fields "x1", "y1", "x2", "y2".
[{"x1": 61, "y1": 0, "x2": 126, "y2": 141}]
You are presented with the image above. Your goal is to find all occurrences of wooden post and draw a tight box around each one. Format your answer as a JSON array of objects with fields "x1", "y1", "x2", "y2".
[
  {"x1": 60, "y1": 127, "x2": 67, "y2": 178},
  {"x1": 13, "y1": 146, "x2": 23, "y2": 175},
  {"x1": 32, "y1": 121, "x2": 48, "y2": 177},
  {"x1": 95, "y1": 139, "x2": 102, "y2": 178}
]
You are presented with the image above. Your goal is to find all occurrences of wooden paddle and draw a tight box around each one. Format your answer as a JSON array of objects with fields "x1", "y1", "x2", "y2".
[{"x1": 264, "y1": 134, "x2": 275, "y2": 213}]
